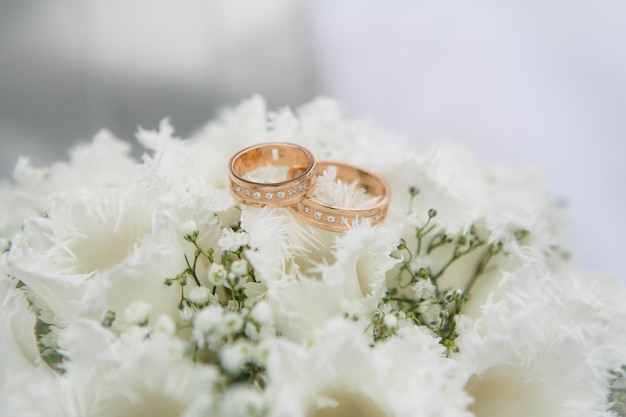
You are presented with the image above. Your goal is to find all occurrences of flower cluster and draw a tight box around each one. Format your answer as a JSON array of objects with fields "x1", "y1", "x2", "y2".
[{"x1": 1, "y1": 96, "x2": 625, "y2": 417}]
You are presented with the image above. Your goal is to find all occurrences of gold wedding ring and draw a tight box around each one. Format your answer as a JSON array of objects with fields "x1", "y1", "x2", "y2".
[
  {"x1": 228, "y1": 143, "x2": 316, "y2": 208},
  {"x1": 288, "y1": 160, "x2": 390, "y2": 232}
]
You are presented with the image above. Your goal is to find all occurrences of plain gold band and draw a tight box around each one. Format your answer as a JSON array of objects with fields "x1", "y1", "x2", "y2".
[
  {"x1": 288, "y1": 160, "x2": 390, "y2": 232},
  {"x1": 228, "y1": 143, "x2": 316, "y2": 208}
]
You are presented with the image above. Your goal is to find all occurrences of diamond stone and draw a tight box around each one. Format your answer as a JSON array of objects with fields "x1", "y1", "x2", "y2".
[
  {"x1": 265, "y1": 193, "x2": 273, "y2": 200},
  {"x1": 340, "y1": 216, "x2": 348, "y2": 225},
  {"x1": 303, "y1": 206, "x2": 310, "y2": 214},
  {"x1": 298, "y1": 184, "x2": 306, "y2": 192},
  {"x1": 288, "y1": 189, "x2": 296, "y2": 196},
  {"x1": 314, "y1": 212, "x2": 322, "y2": 220},
  {"x1": 243, "y1": 189, "x2": 250, "y2": 197},
  {"x1": 327, "y1": 215, "x2": 335, "y2": 223},
  {"x1": 277, "y1": 191, "x2": 286, "y2": 199},
  {"x1": 253, "y1": 192, "x2": 261, "y2": 199},
  {"x1": 235, "y1": 185, "x2": 242, "y2": 193}
]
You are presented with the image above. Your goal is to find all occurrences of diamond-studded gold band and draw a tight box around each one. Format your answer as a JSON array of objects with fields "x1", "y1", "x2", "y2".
[
  {"x1": 288, "y1": 160, "x2": 390, "y2": 232},
  {"x1": 228, "y1": 143, "x2": 316, "y2": 208}
]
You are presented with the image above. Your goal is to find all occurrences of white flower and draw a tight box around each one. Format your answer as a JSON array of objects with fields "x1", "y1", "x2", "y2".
[
  {"x1": 383, "y1": 313, "x2": 398, "y2": 330},
  {"x1": 49, "y1": 319, "x2": 219, "y2": 417},
  {"x1": 217, "y1": 385, "x2": 266, "y2": 417},
  {"x1": 180, "y1": 219, "x2": 198, "y2": 240},
  {"x1": 6, "y1": 186, "x2": 185, "y2": 325},
  {"x1": 0, "y1": 274, "x2": 45, "y2": 375},
  {"x1": 179, "y1": 299, "x2": 194, "y2": 321},
  {"x1": 218, "y1": 229, "x2": 249, "y2": 252},
  {"x1": 264, "y1": 319, "x2": 472, "y2": 417},
  {"x1": 207, "y1": 263, "x2": 227, "y2": 285},
  {"x1": 418, "y1": 302, "x2": 442, "y2": 326},
  {"x1": 458, "y1": 262, "x2": 626, "y2": 416},
  {"x1": 188, "y1": 286, "x2": 211, "y2": 307},
  {"x1": 230, "y1": 259, "x2": 248, "y2": 277},
  {"x1": 219, "y1": 340, "x2": 254, "y2": 375},
  {"x1": 124, "y1": 300, "x2": 152, "y2": 325},
  {"x1": 250, "y1": 301, "x2": 273, "y2": 326},
  {"x1": 412, "y1": 279, "x2": 437, "y2": 300},
  {"x1": 219, "y1": 311, "x2": 244, "y2": 335},
  {"x1": 409, "y1": 254, "x2": 434, "y2": 274},
  {"x1": 153, "y1": 314, "x2": 177, "y2": 336},
  {"x1": 193, "y1": 305, "x2": 224, "y2": 348}
]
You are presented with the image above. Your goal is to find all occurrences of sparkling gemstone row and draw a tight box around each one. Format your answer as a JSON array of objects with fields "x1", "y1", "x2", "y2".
[
  {"x1": 300, "y1": 205, "x2": 383, "y2": 225},
  {"x1": 301, "y1": 205, "x2": 349, "y2": 224},
  {"x1": 234, "y1": 183, "x2": 306, "y2": 200}
]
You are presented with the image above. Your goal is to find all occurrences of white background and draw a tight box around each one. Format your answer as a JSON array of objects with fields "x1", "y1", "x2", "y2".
[{"x1": 306, "y1": 1, "x2": 626, "y2": 280}]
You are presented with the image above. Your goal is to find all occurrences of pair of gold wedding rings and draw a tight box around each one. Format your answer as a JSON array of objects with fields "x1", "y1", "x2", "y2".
[{"x1": 227, "y1": 143, "x2": 390, "y2": 232}]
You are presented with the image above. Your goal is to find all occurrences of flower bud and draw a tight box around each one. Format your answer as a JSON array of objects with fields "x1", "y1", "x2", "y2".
[
  {"x1": 125, "y1": 300, "x2": 151, "y2": 326},
  {"x1": 153, "y1": 314, "x2": 176, "y2": 336},
  {"x1": 188, "y1": 286, "x2": 211, "y2": 307},
  {"x1": 230, "y1": 259, "x2": 249, "y2": 277},
  {"x1": 181, "y1": 220, "x2": 198, "y2": 242},
  {"x1": 207, "y1": 263, "x2": 227, "y2": 285},
  {"x1": 179, "y1": 298, "x2": 194, "y2": 321},
  {"x1": 383, "y1": 314, "x2": 398, "y2": 330}
]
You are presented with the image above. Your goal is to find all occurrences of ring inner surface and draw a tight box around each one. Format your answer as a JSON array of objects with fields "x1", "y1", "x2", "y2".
[
  {"x1": 233, "y1": 145, "x2": 311, "y2": 177},
  {"x1": 290, "y1": 163, "x2": 386, "y2": 198}
]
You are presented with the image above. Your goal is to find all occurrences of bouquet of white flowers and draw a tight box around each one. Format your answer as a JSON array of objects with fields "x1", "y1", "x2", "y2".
[{"x1": 1, "y1": 96, "x2": 625, "y2": 417}]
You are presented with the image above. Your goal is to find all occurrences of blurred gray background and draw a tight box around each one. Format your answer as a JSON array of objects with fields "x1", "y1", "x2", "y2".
[{"x1": 1, "y1": 0, "x2": 625, "y2": 278}]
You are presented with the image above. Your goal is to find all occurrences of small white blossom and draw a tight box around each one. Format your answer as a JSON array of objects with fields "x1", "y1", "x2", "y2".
[
  {"x1": 153, "y1": 314, "x2": 177, "y2": 336},
  {"x1": 218, "y1": 386, "x2": 265, "y2": 417},
  {"x1": 188, "y1": 286, "x2": 211, "y2": 307},
  {"x1": 419, "y1": 302, "x2": 442, "y2": 326},
  {"x1": 225, "y1": 272, "x2": 246, "y2": 291},
  {"x1": 179, "y1": 300, "x2": 194, "y2": 321},
  {"x1": 220, "y1": 311, "x2": 244, "y2": 335},
  {"x1": 218, "y1": 229, "x2": 249, "y2": 252},
  {"x1": 412, "y1": 279, "x2": 437, "y2": 300},
  {"x1": 124, "y1": 300, "x2": 151, "y2": 325},
  {"x1": 409, "y1": 255, "x2": 434, "y2": 274},
  {"x1": 219, "y1": 340, "x2": 254, "y2": 375},
  {"x1": 230, "y1": 259, "x2": 248, "y2": 277},
  {"x1": 193, "y1": 306, "x2": 224, "y2": 348},
  {"x1": 207, "y1": 264, "x2": 227, "y2": 285},
  {"x1": 383, "y1": 313, "x2": 398, "y2": 330},
  {"x1": 250, "y1": 301, "x2": 273, "y2": 326},
  {"x1": 180, "y1": 220, "x2": 198, "y2": 240}
]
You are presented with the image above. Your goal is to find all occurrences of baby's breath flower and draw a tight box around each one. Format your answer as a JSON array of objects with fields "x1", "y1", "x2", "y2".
[
  {"x1": 226, "y1": 272, "x2": 246, "y2": 291},
  {"x1": 218, "y1": 229, "x2": 249, "y2": 252},
  {"x1": 192, "y1": 305, "x2": 223, "y2": 346},
  {"x1": 412, "y1": 280, "x2": 437, "y2": 300},
  {"x1": 207, "y1": 263, "x2": 227, "y2": 285},
  {"x1": 244, "y1": 322, "x2": 260, "y2": 340},
  {"x1": 418, "y1": 302, "x2": 442, "y2": 326},
  {"x1": 383, "y1": 313, "x2": 398, "y2": 330},
  {"x1": 124, "y1": 300, "x2": 151, "y2": 326},
  {"x1": 179, "y1": 299, "x2": 194, "y2": 321},
  {"x1": 153, "y1": 314, "x2": 176, "y2": 336},
  {"x1": 250, "y1": 301, "x2": 273, "y2": 326},
  {"x1": 180, "y1": 220, "x2": 198, "y2": 241},
  {"x1": 188, "y1": 286, "x2": 211, "y2": 307},
  {"x1": 220, "y1": 311, "x2": 244, "y2": 335},
  {"x1": 230, "y1": 259, "x2": 249, "y2": 277},
  {"x1": 409, "y1": 255, "x2": 434, "y2": 274},
  {"x1": 218, "y1": 386, "x2": 266, "y2": 417},
  {"x1": 219, "y1": 340, "x2": 254, "y2": 375}
]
